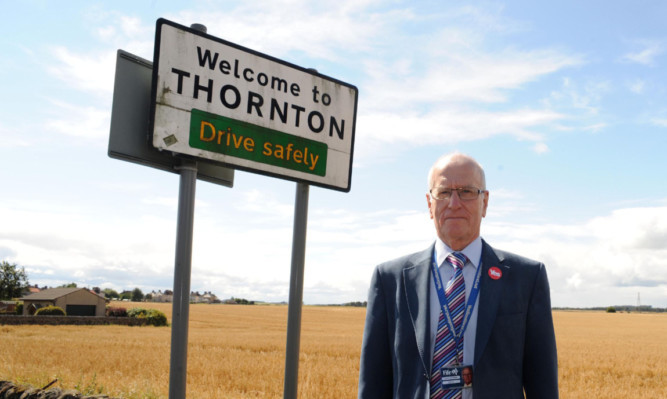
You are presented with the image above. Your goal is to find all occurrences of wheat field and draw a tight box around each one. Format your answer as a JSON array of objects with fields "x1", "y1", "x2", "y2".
[{"x1": 1, "y1": 303, "x2": 665, "y2": 398}]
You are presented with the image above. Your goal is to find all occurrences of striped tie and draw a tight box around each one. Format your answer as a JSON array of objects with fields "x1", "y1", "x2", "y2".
[{"x1": 430, "y1": 252, "x2": 467, "y2": 399}]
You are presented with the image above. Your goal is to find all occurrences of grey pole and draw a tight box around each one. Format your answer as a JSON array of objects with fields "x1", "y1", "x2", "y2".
[
  {"x1": 168, "y1": 159, "x2": 198, "y2": 399},
  {"x1": 168, "y1": 23, "x2": 206, "y2": 399},
  {"x1": 283, "y1": 182, "x2": 310, "y2": 399}
]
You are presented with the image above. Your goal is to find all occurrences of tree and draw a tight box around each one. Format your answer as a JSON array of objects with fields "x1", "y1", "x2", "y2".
[
  {"x1": 0, "y1": 261, "x2": 29, "y2": 300},
  {"x1": 103, "y1": 288, "x2": 120, "y2": 299},
  {"x1": 59, "y1": 282, "x2": 77, "y2": 288},
  {"x1": 131, "y1": 287, "x2": 144, "y2": 302}
]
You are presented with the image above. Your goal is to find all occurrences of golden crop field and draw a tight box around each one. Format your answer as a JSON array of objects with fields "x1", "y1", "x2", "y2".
[
  {"x1": 1, "y1": 303, "x2": 665, "y2": 398},
  {"x1": 553, "y1": 311, "x2": 666, "y2": 399}
]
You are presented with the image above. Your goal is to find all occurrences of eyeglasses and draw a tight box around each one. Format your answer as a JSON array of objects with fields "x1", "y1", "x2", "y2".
[{"x1": 429, "y1": 186, "x2": 486, "y2": 201}]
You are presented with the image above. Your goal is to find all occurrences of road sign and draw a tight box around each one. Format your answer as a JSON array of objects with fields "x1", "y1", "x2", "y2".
[
  {"x1": 109, "y1": 49, "x2": 234, "y2": 187},
  {"x1": 150, "y1": 18, "x2": 357, "y2": 192}
]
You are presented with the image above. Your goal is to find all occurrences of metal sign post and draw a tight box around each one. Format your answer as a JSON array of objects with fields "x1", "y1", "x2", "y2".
[
  {"x1": 168, "y1": 159, "x2": 198, "y2": 399},
  {"x1": 283, "y1": 182, "x2": 309, "y2": 399},
  {"x1": 165, "y1": 23, "x2": 208, "y2": 399}
]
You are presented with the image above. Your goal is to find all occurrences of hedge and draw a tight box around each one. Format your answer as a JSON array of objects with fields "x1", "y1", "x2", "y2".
[
  {"x1": 0, "y1": 315, "x2": 151, "y2": 326},
  {"x1": 34, "y1": 305, "x2": 66, "y2": 316}
]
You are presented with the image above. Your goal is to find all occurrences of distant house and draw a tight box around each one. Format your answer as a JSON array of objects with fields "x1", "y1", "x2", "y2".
[
  {"x1": 19, "y1": 284, "x2": 41, "y2": 298},
  {"x1": 190, "y1": 291, "x2": 218, "y2": 304},
  {"x1": 200, "y1": 292, "x2": 219, "y2": 304},
  {"x1": 150, "y1": 290, "x2": 173, "y2": 303},
  {"x1": 20, "y1": 288, "x2": 107, "y2": 316},
  {"x1": 146, "y1": 290, "x2": 220, "y2": 304},
  {"x1": 27, "y1": 284, "x2": 41, "y2": 294}
]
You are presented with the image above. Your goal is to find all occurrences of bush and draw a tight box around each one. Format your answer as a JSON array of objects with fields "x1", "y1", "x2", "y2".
[
  {"x1": 106, "y1": 306, "x2": 128, "y2": 317},
  {"x1": 35, "y1": 306, "x2": 66, "y2": 316},
  {"x1": 127, "y1": 307, "x2": 147, "y2": 318},
  {"x1": 606, "y1": 306, "x2": 617, "y2": 313},
  {"x1": 16, "y1": 303, "x2": 23, "y2": 315},
  {"x1": 127, "y1": 307, "x2": 168, "y2": 326}
]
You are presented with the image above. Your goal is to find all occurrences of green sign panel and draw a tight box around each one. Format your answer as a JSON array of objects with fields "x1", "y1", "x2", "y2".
[{"x1": 189, "y1": 109, "x2": 327, "y2": 176}]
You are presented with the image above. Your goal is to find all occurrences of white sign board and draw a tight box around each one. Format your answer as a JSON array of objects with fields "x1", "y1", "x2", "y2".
[{"x1": 151, "y1": 19, "x2": 357, "y2": 192}]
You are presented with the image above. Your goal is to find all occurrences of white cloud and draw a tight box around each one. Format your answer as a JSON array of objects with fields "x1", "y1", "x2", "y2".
[
  {"x1": 566, "y1": 273, "x2": 583, "y2": 289},
  {"x1": 362, "y1": 48, "x2": 583, "y2": 113},
  {"x1": 43, "y1": 100, "x2": 110, "y2": 141},
  {"x1": 174, "y1": 0, "x2": 398, "y2": 61},
  {"x1": 356, "y1": 107, "x2": 562, "y2": 147},
  {"x1": 158, "y1": 1, "x2": 583, "y2": 154},
  {"x1": 545, "y1": 77, "x2": 610, "y2": 116},
  {"x1": 38, "y1": 3, "x2": 586, "y2": 160},
  {"x1": 3, "y1": 188, "x2": 667, "y2": 306},
  {"x1": 0, "y1": 202, "x2": 176, "y2": 273},
  {"x1": 236, "y1": 189, "x2": 294, "y2": 222},
  {"x1": 588, "y1": 207, "x2": 667, "y2": 251},
  {"x1": 533, "y1": 142, "x2": 549, "y2": 154},
  {"x1": 484, "y1": 205, "x2": 667, "y2": 307},
  {"x1": 488, "y1": 188, "x2": 524, "y2": 200},
  {"x1": 581, "y1": 122, "x2": 608, "y2": 133},
  {"x1": 141, "y1": 196, "x2": 210, "y2": 212},
  {"x1": 0, "y1": 125, "x2": 32, "y2": 148},
  {"x1": 45, "y1": 12, "x2": 155, "y2": 100},
  {"x1": 628, "y1": 79, "x2": 645, "y2": 94},
  {"x1": 651, "y1": 118, "x2": 667, "y2": 127},
  {"x1": 621, "y1": 41, "x2": 664, "y2": 66},
  {"x1": 48, "y1": 47, "x2": 117, "y2": 95}
]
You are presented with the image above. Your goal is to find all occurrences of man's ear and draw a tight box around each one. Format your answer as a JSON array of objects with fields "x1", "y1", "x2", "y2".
[
  {"x1": 426, "y1": 193, "x2": 435, "y2": 219},
  {"x1": 482, "y1": 191, "x2": 489, "y2": 218}
]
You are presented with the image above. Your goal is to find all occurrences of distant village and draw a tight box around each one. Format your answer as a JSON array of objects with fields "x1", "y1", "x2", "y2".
[
  {"x1": 18, "y1": 284, "x2": 368, "y2": 307},
  {"x1": 20, "y1": 284, "x2": 254, "y2": 305}
]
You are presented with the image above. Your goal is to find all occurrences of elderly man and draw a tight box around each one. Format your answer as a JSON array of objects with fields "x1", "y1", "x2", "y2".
[{"x1": 358, "y1": 152, "x2": 558, "y2": 399}]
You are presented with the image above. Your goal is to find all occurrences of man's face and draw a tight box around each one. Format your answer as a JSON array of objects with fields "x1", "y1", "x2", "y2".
[
  {"x1": 426, "y1": 156, "x2": 488, "y2": 251},
  {"x1": 462, "y1": 368, "x2": 472, "y2": 384}
]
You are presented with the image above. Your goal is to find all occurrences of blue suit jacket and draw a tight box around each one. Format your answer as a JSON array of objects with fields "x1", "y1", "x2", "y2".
[{"x1": 358, "y1": 240, "x2": 558, "y2": 399}]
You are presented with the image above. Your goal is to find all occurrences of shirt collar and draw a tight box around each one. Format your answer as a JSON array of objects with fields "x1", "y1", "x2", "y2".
[{"x1": 435, "y1": 236, "x2": 482, "y2": 269}]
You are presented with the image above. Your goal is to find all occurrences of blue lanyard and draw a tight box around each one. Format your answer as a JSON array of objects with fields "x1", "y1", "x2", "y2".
[{"x1": 430, "y1": 251, "x2": 482, "y2": 348}]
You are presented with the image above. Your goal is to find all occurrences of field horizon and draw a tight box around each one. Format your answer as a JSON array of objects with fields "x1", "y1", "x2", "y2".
[{"x1": 1, "y1": 302, "x2": 665, "y2": 398}]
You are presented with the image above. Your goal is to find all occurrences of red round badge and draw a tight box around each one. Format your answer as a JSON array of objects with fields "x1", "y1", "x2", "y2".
[{"x1": 488, "y1": 266, "x2": 502, "y2": 280}]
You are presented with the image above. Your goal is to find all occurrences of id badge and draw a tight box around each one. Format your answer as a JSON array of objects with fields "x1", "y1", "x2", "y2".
[{"x1": 439, "y1": 364, "x2": 473, "y2": 390}]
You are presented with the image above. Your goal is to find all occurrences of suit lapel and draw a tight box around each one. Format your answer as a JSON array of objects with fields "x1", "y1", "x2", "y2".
[
  {"x1": 474, "y1": 240, "x2": 505, "y2": 365},
  {"x1": 402, "y1": 244, "x2": 434, "y2": 377}
]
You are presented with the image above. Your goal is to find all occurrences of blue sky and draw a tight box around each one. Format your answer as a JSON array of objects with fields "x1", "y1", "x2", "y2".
[{"x1": 1, "y1": 0, "x2": 666, "y2": 307}]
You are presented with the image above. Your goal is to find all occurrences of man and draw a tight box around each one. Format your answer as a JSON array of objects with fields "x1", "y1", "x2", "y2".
[
  {"x1": 462, "y1": 366, "x2": 473, "y2": 388},
  {"x1": 358, "y1": 152, "x2": 558, "y2": 399}
]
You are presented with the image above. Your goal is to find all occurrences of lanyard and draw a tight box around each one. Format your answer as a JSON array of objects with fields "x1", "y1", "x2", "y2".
[{"x1": 430, "y1": 251, "x2": 482, "y2": 350}]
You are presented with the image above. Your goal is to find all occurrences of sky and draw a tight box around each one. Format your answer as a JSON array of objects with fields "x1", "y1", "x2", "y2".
[{"x1": 1, "y1": 0, "x2": 666, "y2": 307}]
